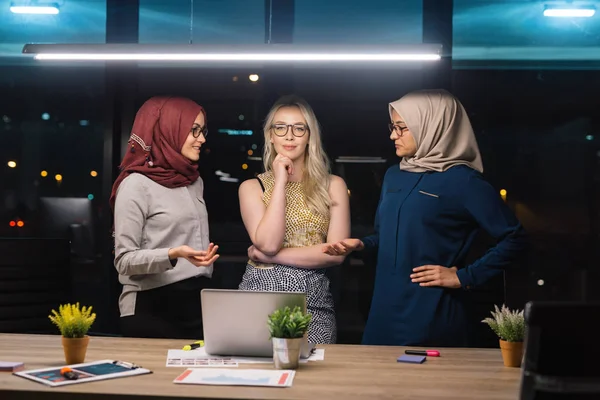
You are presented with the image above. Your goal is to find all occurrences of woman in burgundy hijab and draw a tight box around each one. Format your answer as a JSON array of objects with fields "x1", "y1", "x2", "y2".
[{"x1": 111, "y1": 96, "x2": 219, "y2": 339}]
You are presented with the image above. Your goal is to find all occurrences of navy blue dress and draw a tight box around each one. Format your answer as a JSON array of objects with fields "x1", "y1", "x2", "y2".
[{"x1": 361, "y1": 165, "x2": 528, "y2": 347}]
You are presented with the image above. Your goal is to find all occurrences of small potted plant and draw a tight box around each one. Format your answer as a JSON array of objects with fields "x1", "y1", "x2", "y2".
[
  {"x1": 267, "y1": 306, "x2": 312, "y2": 370},
  {"x1": 482, "y1": 304, "x2": 525, "y2": 368},
  {"x1": 49, "y1": 302, "x2": 96, "y2": 365}
]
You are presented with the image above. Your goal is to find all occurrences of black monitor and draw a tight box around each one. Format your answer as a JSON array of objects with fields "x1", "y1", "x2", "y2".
[
  {"x1": 0, "y1": 238, "x2": 72, "y2": 333},
  {"x1": 520, "y1": 301, "x2": 600, "y2": 400},
  {"x1": 37, "y1": 197, "x2": 95, "y2": 258}
]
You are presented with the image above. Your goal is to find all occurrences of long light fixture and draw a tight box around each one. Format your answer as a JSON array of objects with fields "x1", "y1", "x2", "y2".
[
  {"x1": 10, "y1": 3, "x2": 59, "y2": 14},
  {"x1": 543, "y1": 6, "x2": 596, "y2": 17},
  {"x1": 21, "y1": 44, "x2": 442, "y2": 63},
  {"x1": 335, "y1": 156, "x2": 387, "y2": 164}
]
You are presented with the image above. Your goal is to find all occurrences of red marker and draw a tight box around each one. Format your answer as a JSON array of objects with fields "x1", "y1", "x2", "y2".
[{"x1": 405, "y1": 350, "x2": 440, "y2": 357}]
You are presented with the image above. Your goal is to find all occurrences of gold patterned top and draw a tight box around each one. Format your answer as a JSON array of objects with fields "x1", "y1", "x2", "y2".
[{"x1": 248, "y1": 171, "x2": 330, "y2": 269}]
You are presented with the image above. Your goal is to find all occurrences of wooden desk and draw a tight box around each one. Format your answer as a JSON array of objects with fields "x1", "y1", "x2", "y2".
[{"x1": 0, "y1": 334, "x2": 521, "y2": 399}]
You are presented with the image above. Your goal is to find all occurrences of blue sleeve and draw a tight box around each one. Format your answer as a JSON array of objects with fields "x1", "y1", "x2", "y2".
[
  {"x1": 456, "y1": 172, "x2": 528, "y2": 290},
  {"x1": 361, "y1": 198, "x2": 380, "y2": 250},
  {"x1": 360, "y1": 169, "x2": 389, "y2": 251}
]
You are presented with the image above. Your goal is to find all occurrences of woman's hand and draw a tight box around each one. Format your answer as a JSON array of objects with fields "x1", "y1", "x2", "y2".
[
  {"x1": 272, "y1": 154, "x2": 294, "y2": 184},
  {"x1": 410, "y1": 265, "x2": 461, "y2": 288},
  {"x1": 322, "y1": 238, "x2": 364, "y2": 256},
  {"x1": 168, "y1": 243, "x2": 219, "y2": 267},
  {"x1": 247, "y1": 245, "x2": 271, "y2": 263}
]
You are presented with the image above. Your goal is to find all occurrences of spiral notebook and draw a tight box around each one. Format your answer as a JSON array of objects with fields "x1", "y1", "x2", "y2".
[{"x1": 13, "y1": 359, "x2": 152, "y2": 387}]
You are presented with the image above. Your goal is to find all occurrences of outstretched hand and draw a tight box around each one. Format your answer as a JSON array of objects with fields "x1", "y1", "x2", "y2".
[
  {"x1": 169, "y1": 243, "x2": 219, "y2": 267},
  {"x1": 410, "y1": 265, "x2": 461, "y2": 289},
  {"x1": 322, "y1": 238, "x2": 364, "y2": 256}
]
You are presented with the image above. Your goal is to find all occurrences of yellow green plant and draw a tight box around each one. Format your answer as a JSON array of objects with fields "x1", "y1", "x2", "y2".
[
  {"x1": 48, "y1": 303, "x2": 96, "y2": 338},
  {"x1": 267, "y1": 306, "x2": 312, "y2": 339}
]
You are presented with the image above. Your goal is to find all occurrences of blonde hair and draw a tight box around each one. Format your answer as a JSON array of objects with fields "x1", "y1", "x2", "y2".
[{"x1": 262, "y1": 95, "x2": 331, "y2": 217}]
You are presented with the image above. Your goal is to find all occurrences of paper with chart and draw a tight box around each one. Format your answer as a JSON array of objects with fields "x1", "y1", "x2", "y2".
[
  {"x1": 165, "y1": 350, "x2": 238, "y2": 368},
  {"x1": 166, "y1": 348, "x2": 324, "y2": 367},
  {"x1": 173, "y1": 368, "x2": 295, "y2": 387}
]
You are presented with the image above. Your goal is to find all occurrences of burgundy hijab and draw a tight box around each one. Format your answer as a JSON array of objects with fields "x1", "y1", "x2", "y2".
[{"x1": 109, "y1": 96, "x2": 205, "y2": 212}]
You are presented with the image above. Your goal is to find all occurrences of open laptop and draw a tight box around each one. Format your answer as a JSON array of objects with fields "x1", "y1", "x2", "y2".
[
  {"x1": 201, "y1": 289, "x2": 315, "y2": 358},
  {"x1": 520, "y1": 301, "x2": 600, "y2": 400}
]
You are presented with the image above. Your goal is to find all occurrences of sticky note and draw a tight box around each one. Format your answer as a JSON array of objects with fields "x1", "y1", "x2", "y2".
[
  {"x1": 0, "y1": 361, "x2": 25, "y2": 372},
  {"x1": 397, "y1": 355, "x2": 426, "y2": 364}
]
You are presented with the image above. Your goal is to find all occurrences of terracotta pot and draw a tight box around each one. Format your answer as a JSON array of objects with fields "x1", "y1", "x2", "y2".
[
  {"x1": 61, "y1": 335, "x2": 90, "y2": 365},
  {"x1": 499, "y1": 339, "x2": 523, "y2": 368},
  {"x1": 272, "y1": 337, "x2": 302, "y2": 370}
]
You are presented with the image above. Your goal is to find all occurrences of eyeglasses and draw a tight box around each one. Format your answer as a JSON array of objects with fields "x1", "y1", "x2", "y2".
[
  {"x1": 271, "y1": 124, "x2": 309, "y2": 137},
  {"x1": 191, "y1": 125, "x2": 208, "y2": 138},
  {"x1": 388, "y1": 123, "x2": 409, "y2": 137}
]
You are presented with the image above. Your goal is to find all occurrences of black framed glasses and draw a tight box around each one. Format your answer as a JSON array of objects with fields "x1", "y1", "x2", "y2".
[
  {"x1": 388, "y1": 123, "x2": 408, "y2": 137},
  {"x1": 271, "y1": 123, "x2": 309, "y2": 137},
  {"x1": 191, "y1": 125, "x2": 208, "y2": 138}
]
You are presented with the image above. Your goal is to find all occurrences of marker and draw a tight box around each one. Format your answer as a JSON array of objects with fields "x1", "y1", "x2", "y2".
[
  {"x1": 405, "y1": 349, "x2": 440, "y2": 357},
  {"x1": 60, "y1": 367, "x2": 79, "y2": 380},
  {"x1": 182, "y1": 340, "x2": 204, "y2": 351}
]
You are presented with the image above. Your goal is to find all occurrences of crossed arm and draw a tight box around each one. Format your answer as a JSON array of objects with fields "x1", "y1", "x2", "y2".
[{"x1": 239, "y1": 175, "x2": 350, "y2": 269}]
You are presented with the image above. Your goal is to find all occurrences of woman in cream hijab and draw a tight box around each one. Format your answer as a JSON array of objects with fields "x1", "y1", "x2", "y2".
[{"x1": 324, "y1": 89, "x2": 528, "y2": 347}]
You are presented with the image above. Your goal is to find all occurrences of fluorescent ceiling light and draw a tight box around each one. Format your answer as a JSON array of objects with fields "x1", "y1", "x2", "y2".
[
  {"x1": 10, "y1": 5, "x2": 59, "y2": 14},
  {"x1": 335, "y1": 156, "x2": 387, "y2": 164},
  {"x1": 543, "y1": 8, "x2": 596, "y2": 17},
  {"x1": 31, "y1": 53, "x2": 441, "y2": 61},
  {"x1": 21, "y1": 44, "x2": 442, "y2": 63}
]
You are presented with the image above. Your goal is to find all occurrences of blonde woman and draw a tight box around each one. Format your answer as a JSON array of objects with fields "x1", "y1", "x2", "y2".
[{"x1": 237, "y1": 95, "x2": 350, "y2": 344}]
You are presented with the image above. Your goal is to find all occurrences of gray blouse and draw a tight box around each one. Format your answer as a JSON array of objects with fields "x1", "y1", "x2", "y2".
[{"x1": 113, "y1": 173, "x2": 213, "y2": 317}]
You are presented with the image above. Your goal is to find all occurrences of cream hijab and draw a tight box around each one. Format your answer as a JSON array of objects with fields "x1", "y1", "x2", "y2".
[{"x1": 389, "y1": 89, "x2": 483, "y2": 173}]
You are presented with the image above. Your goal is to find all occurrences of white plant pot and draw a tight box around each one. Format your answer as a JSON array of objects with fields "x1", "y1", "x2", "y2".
[{"x1": 272, "y1": 337, "x2": 302, "y2": 370}]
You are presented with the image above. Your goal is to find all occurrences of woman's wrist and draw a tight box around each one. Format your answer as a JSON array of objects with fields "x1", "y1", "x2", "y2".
[
  {"x1": 168, "y1": 247, "x2": 180, "y2": 260},
  {"x1": 272, "y1": 179, "x2": 287, "y2": 191}
]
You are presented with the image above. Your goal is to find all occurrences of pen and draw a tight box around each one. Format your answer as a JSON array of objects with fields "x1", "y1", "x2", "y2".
[
  {"x1": 405, "y1": 350, "x2": 440, "y2": 357},
  {"x1": 182, "y1": 340, "x2": 204, "y2": 351},
  {"x1": 112, "y1": 360, "x2": 140, "y2": 369}
]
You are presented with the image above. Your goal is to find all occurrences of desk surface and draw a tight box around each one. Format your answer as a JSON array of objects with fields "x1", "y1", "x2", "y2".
[{"x1": 0, "y1": 333, "x2": 521, "y2": 400}]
